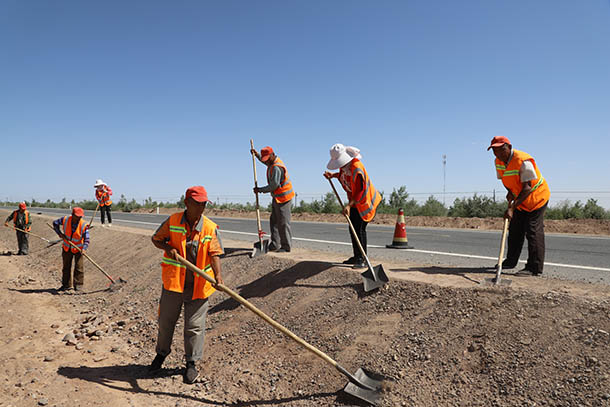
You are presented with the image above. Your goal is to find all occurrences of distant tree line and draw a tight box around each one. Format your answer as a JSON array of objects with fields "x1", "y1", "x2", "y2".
[{"x1": 2, "y1": 186, "x2": 609, "y2": 220}]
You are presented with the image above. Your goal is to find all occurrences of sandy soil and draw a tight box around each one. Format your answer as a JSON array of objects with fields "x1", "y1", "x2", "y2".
[
  {"x1": 136, "y1": 208, "x2": 610, "y2": 236},
  {"x1": 0, "y1": 211, "x2": 609, "y2": 407}
]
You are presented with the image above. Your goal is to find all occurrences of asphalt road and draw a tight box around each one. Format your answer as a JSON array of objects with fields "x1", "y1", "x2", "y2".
[{"x1": 5, "y1": 207, "x2": 610, "y2": 284}]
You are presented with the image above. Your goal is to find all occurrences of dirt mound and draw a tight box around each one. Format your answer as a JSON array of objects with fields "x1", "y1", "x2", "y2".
[
  {"x1": 134, "y1": 208, "x2": 610, "y2": 236},
  {"x1": 1, "y1": 212, "x2": 609, "y2": 406}
]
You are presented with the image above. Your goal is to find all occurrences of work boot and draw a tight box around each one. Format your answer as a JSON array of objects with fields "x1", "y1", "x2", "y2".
[
  {"x1": 184, "y1": 361, "x2": 199, "y2": 384},
  {"x1": 276, "y1": 247, "x2": 291, "y2": 253},
  {"x1": 148, "y1": 354, "x2": 166, "y2": 372},
  {"x1": 267, "y1": 243, "x2": 279, "y2": 252},
  {"x1": 342, "y1": 256, "x2": 358, "y2": 265},
  {"x1": 352, "y1": 258, "x2": 367, "y2": 269},
  {"x1": 74, "y1": 285, "x2": 83, "y2": 292}
]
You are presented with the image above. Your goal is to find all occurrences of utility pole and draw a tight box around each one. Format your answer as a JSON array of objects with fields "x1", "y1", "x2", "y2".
[{"x1": 443, "y1": 154, "x2": 447, "y2": 206}]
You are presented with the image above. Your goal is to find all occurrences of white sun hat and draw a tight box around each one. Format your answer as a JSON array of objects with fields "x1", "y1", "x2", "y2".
[
  {"x1": 326, "y1": 144, "x2": 362, "y2": 170},
  {"x1": 94, "y1": 179, "x2": 106, "y2": 187}
]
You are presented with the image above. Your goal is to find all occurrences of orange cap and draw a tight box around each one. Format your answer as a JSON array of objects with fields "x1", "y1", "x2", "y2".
[
  {"x1": 487, "y1": 136, "x2": 511, "y2": 150},
  {"x1": 185, "y1": 186, "x2": 210, "y2": 203},
  {"x1": 18, "y1": 202, "x2": 26, "y2": 210},
  {"x1": 72, "y1": 207, "x2": 84, "y2": 217},
  {"x1": 260, "y1": 146, "x2": 274, "y2": 162}
]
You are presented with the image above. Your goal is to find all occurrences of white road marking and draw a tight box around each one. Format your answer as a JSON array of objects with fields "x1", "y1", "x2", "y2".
[{"x1": 28, "y1": 209, "x2": 610, "y2": 272}]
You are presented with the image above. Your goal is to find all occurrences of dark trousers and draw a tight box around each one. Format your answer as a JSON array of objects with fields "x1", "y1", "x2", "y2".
[
  {"x1": 16, "y1": 231, "x2": 29, "y2": 255},
  {"x1": 62, "y1": 249, "x2": 84, "y2": 288},
  {"x1": 349, "y1": 207, "x2": 369, "y2": 260},
  {"x1": 100, "y1": 205, "x2": 112, "y2": 224},
  {"x1": 270, "y1": 199, "x2": 292, "y2": 250},
  {"x1": 505, "y1": 203, "x2": 547, "y2": 274}
]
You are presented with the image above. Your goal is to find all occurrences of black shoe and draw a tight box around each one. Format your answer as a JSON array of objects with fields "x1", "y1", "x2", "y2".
[
  {"x1": 501, "y1": 260, "x2": 517, "y2": 269},
  {"x1": 276, "y1": 247, "x2": 291, "y2": 253},
  {"x1": 58, "y1": 286, "x2": 73, "y2": 292},
  {"x1": 352, "y1": 259, "x2": 367, "y2": 269},
  {"x1": 184, "y1": 361, "x2": 199, "y2": 384},
  {"x1": 74, "y1": 285, "x2": 83, "y2": 292},
  {"x1": 515, "y1": 267, "x2": 540, "y2": 276},
  {"x1": 267, "y1": 244, "x2": 279, "y2": 252},
  {"x1": 342, "y1": 256, "x2": 358, "y2": 265},
  {"x1": 148, "y1": 354, "x2": 166, "y2": 372}
]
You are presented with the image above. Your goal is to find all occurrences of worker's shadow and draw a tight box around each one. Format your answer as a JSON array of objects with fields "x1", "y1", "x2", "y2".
[
  {"x1": 392, "y1": 266, "x2": 494, "y2": 284},
  {"x1": 57, "y1": 363, "x2": 339, "y2": 406},
  {"x1": 210, "y1": 261, "x2": 360, "y2": 314}
]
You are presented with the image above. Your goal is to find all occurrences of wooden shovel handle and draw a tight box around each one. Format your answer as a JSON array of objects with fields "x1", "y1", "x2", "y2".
[
  {"x1": 250, "y1": 139, "x2": 264, "y2": 246},
  {"x1": 327, "y1": 178, "x2": 373, "y2": 269},
  {"x1": 5, "y1": 224, "x2": 49, "y2": 242},
  {"x1": 175, "y1": 254, "x2": 340, "y2": 368},
  {"x1": 45, "y1": 223, "x2": 116, "y2": 284},
  {"x1": 494, "y1": 218, "x2": 510, "y2": 284}
]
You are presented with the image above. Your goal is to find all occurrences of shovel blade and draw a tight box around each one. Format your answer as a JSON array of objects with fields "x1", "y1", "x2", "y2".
[
  {"x1": 361, "y1": 265, "x2": 389, "y2": 292},
  {"x1": 251, "y1": 239, "x2": 269, "y2": 258},
  {"x1": 343, "y1": 368, "x2": 385, "y2": 406}
]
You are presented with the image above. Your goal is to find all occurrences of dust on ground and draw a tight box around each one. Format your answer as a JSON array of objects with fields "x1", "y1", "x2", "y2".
[
  {"x1": 1, "y1": 210, "x2": 609, "y2": 407},
  {"x1": 135, "y1": 207, "x2": 610, "y2": 236}
]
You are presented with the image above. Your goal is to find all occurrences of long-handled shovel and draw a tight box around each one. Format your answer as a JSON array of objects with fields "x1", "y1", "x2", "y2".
[
  {"x1": 483, "y1": 217, "x2": 512, "y2": 286},
  {"x1": 46, "y1": 223, "x2": 126, "y2": 289},
  {"x1": 250, "y1": 139, "x2": 269, "y2": 258},
  {"x1": 327, "y1": 178, "x2": 389, "y2": 292},
  {"x1": 87, "y1": 203, "x2": 100, "y2": 229},
  {"x1": 175, "y1": 254, "x2": 386, "y2": 406},
  {"x1": 4, "y1": 224, "x2": 62, "y2": 247}
]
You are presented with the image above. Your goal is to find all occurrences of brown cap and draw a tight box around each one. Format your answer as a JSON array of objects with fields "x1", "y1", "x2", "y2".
[
  {"x1": 185, "y1": 186, "x2": 210, "y2": 203},
  {"x1": 260, "y1": 146, "x2": 274, "y2": 162},
  {"x1": 72, "y1": 207, "x2": 84, "y2": 217},
  {"x1": 487, "y1": 136, "x2": 511, "y2": 150}
]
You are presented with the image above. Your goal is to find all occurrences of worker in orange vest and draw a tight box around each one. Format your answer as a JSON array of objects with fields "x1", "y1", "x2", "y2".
[
  {"x1": 52, "y1": 207, "x2": 90, "y2": 291},
  {"x1": 94, "y1": 179, "x2": 113, "y2": 227},
  {"x1": 4, "y1": 202, "x2": 32, "y2": 255},
  {"x1": 149, "y1": 186, "x2": 224, "y2": 384},
  {"x1": 251, "y1": 146, "x2": 295, "y2": 252},
  {"x1": 488, "y1": 136, "x2": 551, "y2": 276},
  {"x1": 324, "y1": 144, "x2": 381, "y2": 269}
]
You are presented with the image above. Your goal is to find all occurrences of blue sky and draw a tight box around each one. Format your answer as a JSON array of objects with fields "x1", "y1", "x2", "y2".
[{"x1": 2, "y1": 1, "x2": 609, "y2": 208}]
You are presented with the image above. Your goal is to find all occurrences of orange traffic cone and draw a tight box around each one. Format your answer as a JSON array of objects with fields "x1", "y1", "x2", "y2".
[{"x1": 386, "y1": 208, "x2": 413, "y2": 249}]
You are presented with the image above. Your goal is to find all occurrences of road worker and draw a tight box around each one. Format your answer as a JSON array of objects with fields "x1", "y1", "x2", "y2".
[
  {"x1": 488, "y1": 136, "x2": 550, "y2": 276},
  {"x1": 4, "y1": 202, "x2": 32, "y2": 255},
  {"x1": 250, "y1": 146, "x2": 295, "y2": 252},
  {"x1": 94, "y1": 179, "x2": 113, "y2": 227},
  {"x1": 324, "y1": 144, "x2": 381, "y2": 269},
  {"x1": 149, "y1": 186, "x2": 224, "y2": 384},
  {"x1": 52, "y1": 207, "x2": 90, "y2": 291}
]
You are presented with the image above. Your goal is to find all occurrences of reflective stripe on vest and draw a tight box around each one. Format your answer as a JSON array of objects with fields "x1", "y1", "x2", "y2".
[
  {"x1": 341, "y1": 159, "x2": 381, "y2": 222},
  {"x1": 96, "y1": 189, "x2": 112, "y2": 206},
  {"x1": 495, "y1": 149, "x2": 550, "y2": 212},
  {"x1": 267, "y1": 157, "x2": 295, "y2": 203},
  {"x1": 62, "y1": 216, "x2": 86, "y2": 253},
  {"x1": 160, "y1": 213, "x2": 218, "y2": 300}
]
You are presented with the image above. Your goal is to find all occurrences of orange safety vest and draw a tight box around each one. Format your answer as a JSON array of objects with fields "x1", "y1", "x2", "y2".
[
  {"x1": 13, "y1": 210, "x2": 30, "y2": 231},
  {"x1": 95, "y1": 187, "x2": 112, "y2": 206},
  {"x1": 61, "y1": 215, "x2": 87, "y2": 253},
  {"x1": 267, "y1": 157, "x2": 295, "y2": 203},
  {"x1": 339, "y1": 159, "x2": 381, "y2": 222},
  {"x1": 495, "y1": 149, "x2": 550, "y2": 212},
  {"x1": 160, "y1": 213, "x2": 218, "y2": 300}
]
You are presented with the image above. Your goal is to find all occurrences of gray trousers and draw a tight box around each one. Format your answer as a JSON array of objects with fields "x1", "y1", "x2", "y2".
[
  {"x1": 155, "y1": 287, "x2": 209, "y2": 362},
  {"x1": 270, "y1": 199, "x2": 292, "y2": 250},
  {"x1": 16, "y1": 231, "x2": 29, "y2": 254}
]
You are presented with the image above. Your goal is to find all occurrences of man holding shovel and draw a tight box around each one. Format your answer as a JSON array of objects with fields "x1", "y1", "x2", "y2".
[
  {"x1": 52, "y1": 207, "x2": 90, "y2": 291},
  {"x1": 488, "y1": 136, "x2": 550, "y2": 276},
  {"x1": 94, "y1": 179, "x2": 113, "y2": 227},
  {"x1": 250, "y1": 146, "x2": 295, "y2": 252},
  {"x1": 324, "y1": 144, "x2": 381, "y2": 269},
  {"x1": 149, "y1": 186, "x2": 224, "y2": 384},
  {"x1": 4, "y1": 202, "x2": 32, "y2": 255}
]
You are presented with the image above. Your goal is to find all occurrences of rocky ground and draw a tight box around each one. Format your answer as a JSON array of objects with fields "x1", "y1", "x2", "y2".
[{"x1": 0, "y1": 210, "x2": 609, "y2": 407}]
